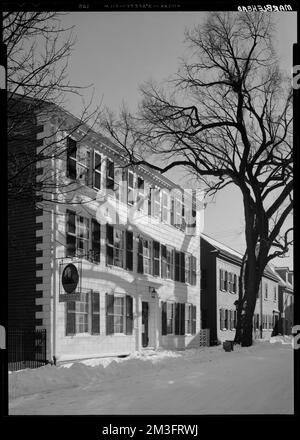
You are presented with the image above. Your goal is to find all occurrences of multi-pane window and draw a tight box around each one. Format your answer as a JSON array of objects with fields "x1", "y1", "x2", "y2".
[
  {"x1": 224, "y1": 271, "x2": 228, "y2": 291},
  {"x1": 93, "y1": 151, "x2": 102, "y2": 190},
  {"x1": 220, "y1": 270, "x2": 225, "y2": 290},
  {"x1": 66, "y1": 211, "x2": 101, "y2": 261},
  {"x1": 106, "y1": 159, "x2": 114, "y2": 190},
  {"x1": 137, "y1": 237, "x2": 152, "y2": 275},
  {"x1": 125, "y1": 230, "x2": 133, "y2": 271},
  {"x1": 220, "y1": 309, "x2": 237, "y2": 331},
  {"x1": 161, "y1": 246, "x2": 174, "y2": 280},
  {"x1": 106, "y1": 224, "x2": 124, "y2": 268},
  {"x1": 114, "y1": 296, "x2": 125, "y2": 333},
  {"x1": 175, "y1": 251, "x2": 185, "y2": 282},
  {"x1": 185, "y1": 253, "x2": 191, "y2": 284},
  {"x1": 174, "y1": 193, "x2": 183, "y2": 229},
  {"x1": 166, "y1": 247, "x2": 174, "y2": 280},
  {"x1": 66, "y1": 292, "x2": 89, "y2": 334},
  {"x1": 162, "y1": 302, "x2": 196, "y2": 336},
  {"x1": 185, "y1": 304, "x2": 192, "y2": 334},
  {"x1": 127, "y1": 169, "x2": 135, "y2": 205},
  {"x1": 152, "y1": 241, "x2": 160, "y2": 276},
  {"x1": 106, "y1": 293, "x2": 133, "y2": 335},
  {"x1": 166, "y1": 302, "x2": 174, "y2": 334},
  {"x1": 66, "y1": 291, "x2": 100, "y2": 335},
  {"x1": 66, "y1": 137, "x2": 90, "y2": 184},
  {"x1": 224, "y1": 309, "x2": 229, "y2": 329},
  {"x1": 143, "y1": 239, "x2": 152, "y2": 275},
  {"x1": 161, "y1": 191, "x2": 169, "y2": 223},
  {"x1": 77, "y1": 216, "x2": 90, "y2": 257},
  {"x1": 219, "y1": 270, "x2": 237, "y2": 293}
]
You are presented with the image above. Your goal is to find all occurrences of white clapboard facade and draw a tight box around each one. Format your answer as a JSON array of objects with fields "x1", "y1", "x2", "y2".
[{"x1": 33, "y1": 105, "x2": 202, "y2": 363}]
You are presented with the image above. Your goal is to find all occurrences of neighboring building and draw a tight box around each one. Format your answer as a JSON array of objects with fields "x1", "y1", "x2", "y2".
[
  {"x1": 200, "y1": 234, "x2": 280, "y2": 345},
  {"x1": 274, "y1": 267, "x2": 294, "y2": 335},
  {"x1": 8, "y1": 96, "x2": 201, "y2": 363}
]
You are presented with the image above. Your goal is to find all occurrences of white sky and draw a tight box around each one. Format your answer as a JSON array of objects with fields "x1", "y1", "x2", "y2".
[{"x1": 60, "y1": 11, "x2": 296, "y2": 268}]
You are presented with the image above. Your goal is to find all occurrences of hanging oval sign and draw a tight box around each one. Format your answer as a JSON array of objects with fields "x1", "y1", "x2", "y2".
[{"x1": 62, "y1": 263, "x2": 79, "y2": 293}]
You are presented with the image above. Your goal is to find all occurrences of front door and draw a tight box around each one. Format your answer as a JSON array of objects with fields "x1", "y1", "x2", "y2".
[{"x1": 142, "y1": 301, "x2": 149, "y2": 348}]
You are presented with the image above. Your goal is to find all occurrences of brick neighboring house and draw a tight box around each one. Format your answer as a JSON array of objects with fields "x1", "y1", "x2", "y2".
[
  {"x1": 200, "y1": 234, "x2": 280, "y2": 345},
  {"x1": 8, "y1": 95, "x2": 202, "y2": 364},
  {"x1": 274, "y1": 267, "x2": 294, "y2": 335}
]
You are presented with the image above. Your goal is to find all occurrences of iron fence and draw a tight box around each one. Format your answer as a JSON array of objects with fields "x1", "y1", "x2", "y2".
[{"x1": 8, "y1": 328, "x2": 47, "y2": 371}]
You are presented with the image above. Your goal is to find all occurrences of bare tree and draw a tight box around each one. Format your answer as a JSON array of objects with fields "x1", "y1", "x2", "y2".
[
  {"x1": 100, "y1": 12, "x2": 293, "y2": 346},
  {"x1": 4, "y1": 12, "x2": 101, "y2": 205}
]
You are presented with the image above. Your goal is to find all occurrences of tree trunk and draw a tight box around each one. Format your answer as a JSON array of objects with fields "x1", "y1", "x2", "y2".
[
  {"x1": 240, "y1": 256, "x2": 261, "y2": 347},
  {"x1": 234, "y1": 252, "x2": 247, "y2": 344}
]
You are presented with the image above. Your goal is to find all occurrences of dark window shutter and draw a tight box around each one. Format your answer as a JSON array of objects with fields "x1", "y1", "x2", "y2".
[
  {"x1": 219, "y1": 269, "x2": 223, "y2": 290},
  {"x1": 91, "y1": 219, "x2": 101, "y2": 263},
  {"x1": 175, "y1": 303, "x2": 180, "y2": 335},
  {"x1": 66, "y1": 137, "x2": 77, "y2": 179},
  {"x1": 191, "y1": 305, "x2": 197, "y2": 334},
  {"x1": 175, "y1": 251, "x2": 180, "y2": 282},
  {"x1": 170, "y1": 197, "x2": 174, "y2": 225},
  {"x1": 66, "y1": 234, "x2": 76, "y2": 257},
  {"x1": 233, "y1": 274, "x2": 237, "y2": 293},
  {"x1": 153, "y1": 240, "x2": 160, "y2": 276},
  {"x1": 66, "y1": 302, "x2": 76, "y2": 335},
  {"x1": 161, "y1": 301, "x2": 167, "y2": 335},
  {"x1": 125, "y1": 295, "x2": 133, "y2": 335},
  {"x1": 191, "y1": 255, "x2": 196, "y2": 285},
  {"x1": 180, "y1": 303, "x2": 185, "y2": 335},
  {"x1": 180, "y1": 252, "x2": 185, "y2": 282},
  {"x1": 91, "y1": 291, "x2": 100, "y2": 334},
  {"x1": 106, "y1": 293, "x2": 114, "y2": 335},
  {"x1": 161, "y1": 245, "x2": 167, "y2": 278},
  {"x1": 106, "y1": 224, "x2": 114, "y2": 265},
  {"x1": 137, "y1": 237, "x2": 143, "y2": 274},
  {"x1": 126, "y1": 231, "x2": 133, "y2": 271},
  {"x1": 224, "y1": 271, "x2": 228, "y2": 291},
  {"x1": 148, "y1": 187, "x2": 152, "y2": 216}
]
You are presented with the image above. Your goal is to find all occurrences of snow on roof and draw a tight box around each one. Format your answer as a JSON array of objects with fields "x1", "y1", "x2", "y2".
[
  {"x1": 201, "y1": 233, "x2": 244, "y2": 260},
  {"x1": 201, "y1": 234, "x2": 281, "y2": 282}
]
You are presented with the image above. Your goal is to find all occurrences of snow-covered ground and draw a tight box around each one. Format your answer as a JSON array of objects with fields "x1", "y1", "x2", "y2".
[{"x1": 9, "y1": 339, "x2": 294, "y2": 415}]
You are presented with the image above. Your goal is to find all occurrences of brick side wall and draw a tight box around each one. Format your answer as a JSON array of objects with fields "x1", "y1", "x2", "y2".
[{"x1": 8, "y1": 106, "x2": 43, "y2": 330}]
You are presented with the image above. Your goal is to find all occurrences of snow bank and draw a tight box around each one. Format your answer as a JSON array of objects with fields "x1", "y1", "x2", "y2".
[
  {"x1": 269, "y1": 335, "x2": 293, "y2": 345},
  {"x1": 9, "y1": 343, "x2": 276, "y2": 399}
]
